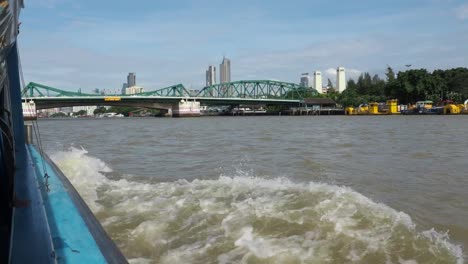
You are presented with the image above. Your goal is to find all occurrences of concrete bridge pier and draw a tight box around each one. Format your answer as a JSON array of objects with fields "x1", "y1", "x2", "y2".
[{"x1": 153, "y1": 100, "x2": 201, "y2": 117}]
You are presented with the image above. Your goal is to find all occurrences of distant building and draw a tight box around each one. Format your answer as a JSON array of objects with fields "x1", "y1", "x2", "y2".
[
  {"x1": 127, "y1": 73, "x2": 136, "y2": 88},
  {"x1": 219, "y1": 57, "x2": 231, "y2": 83},
  {"x1": 121, "y1": 83, "x2": 128, "y2": 95},
  {"x1": 220, "y1": 57, "x2": 231, "y2": 97},
  {"x1": 313, "y1": 71, "x2": 322, "y2": 94},
  {"x1": 59, "y1": 107, "x2": 73, "y2": 115},
  {"x1": 206, "y1": 65, "x2": 216, "y2": 86},
  {"x1": 124, "y1": 73, "x2": 143, "y2": 95},
  {"x1": 125, "y1": 86, "x2": 144, "y2": 95},
  {"x1": 72, "y1": 106, "x2": 97, "y2": 116},
  {"x1": 336, "y1": 67, "x2": 346, "y2": 93},
  {"x1": 300, "y1": 73, "x2": 312, "y2": 87},
  {"x1": 37, "y1": 108, "x2": 59, "y2": 117}
]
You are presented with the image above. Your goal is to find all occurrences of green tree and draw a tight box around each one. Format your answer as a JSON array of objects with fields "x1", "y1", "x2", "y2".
[
  {"x1": 446, "y1": 68, "x2": 468, "y2": 100},
  {"x1": 385, "y1": 66, "x2": 396, "y2": 82},
  {"x1": 396, "y1": 69, "x2": 435, "y2": 103},
  {"x1": 284, "y1": 87, "x2": 318, "y2": 99},
  {"x1": 51, "y1": 112, "x2": 67, "y2": 118},
  {"x1": 73, "y1": 110, "x2": 87, "y2": 116},
  {"x1": 326, "y1": 66, "x2": 468, "y2": 106},
  {"x1": 347, "y1": 79, "x2": 358, "y2": 93},
  {"x1": 369, "y1": 74, "x2": 385, "y2": 96},
  {"x1": 337, "y1": 88, "x2": 359, "y2": 107},
  {"x1": 356, "y1": 73, "x2": 372, "y2": 95},
  {"x1": 93, "y1": 106, "x2": 107, "y2": 115}
]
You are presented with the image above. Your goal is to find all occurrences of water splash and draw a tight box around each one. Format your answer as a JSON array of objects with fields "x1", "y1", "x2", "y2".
[{"x1": 50, "y1": 147, "x2": 464, "y2": 264}]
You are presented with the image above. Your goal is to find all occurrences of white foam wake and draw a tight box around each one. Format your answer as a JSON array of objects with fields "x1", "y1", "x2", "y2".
[{"x1": 50, "y1": 147, "x2": 464, "y2": 264}]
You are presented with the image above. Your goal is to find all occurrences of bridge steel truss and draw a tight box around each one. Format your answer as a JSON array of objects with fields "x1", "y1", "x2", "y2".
[
  {"x1": 21, "y1": 82, "x2": 96, "y2": 97},
  {"x1": 135, "y1": 84, "x2": 191, "y2": 97},
  {"x1": 196, "y1": 80, "x2": 318, "y2": 99},
  {"x1": 21, "y1": 80, "x2": 317, "y2": 100},
  {"x1": 21, "y1": 82, "x2": 192, "y2": 98}
]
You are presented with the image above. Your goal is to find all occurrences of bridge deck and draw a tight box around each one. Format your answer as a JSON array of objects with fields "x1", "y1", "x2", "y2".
[{"x1": 25, "y1": 96, "x2": 302, "y2": 110}]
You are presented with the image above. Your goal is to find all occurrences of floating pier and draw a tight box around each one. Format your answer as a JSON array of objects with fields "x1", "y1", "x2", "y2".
[{"x1": 345, "y1": 99, "x2": 468, "y2": 116}]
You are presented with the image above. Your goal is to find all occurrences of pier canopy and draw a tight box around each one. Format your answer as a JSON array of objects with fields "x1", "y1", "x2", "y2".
[{"x1": 302, "y1": 98, "x2": 337, "y2": 108}]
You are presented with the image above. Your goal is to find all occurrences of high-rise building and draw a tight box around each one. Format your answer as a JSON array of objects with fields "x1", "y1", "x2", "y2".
[
  {"x1": 127, "y1": 72, "x2": 136, "y2": 88},
  {"x1": 313, "y1": 71, "x2": 322, "y2": 94},
  {"x1": 219, "y1": 57, "x2": 231, "y2": 84},
  {"x1": 300, "y1": 73, "x2": 311, "y2": 87},
  {"x1": 121, "y1": 83, "x2": 128, "y2": 95},
  {"x1": 125, "y1": 86, "x2": 144, "y2": 95},
  {"x1": 205, "y1": 65, "x2": 216, "y2": 86},
  {"x1": 219, "y1": 57, "x2": 231, "y2": 97},
  {"x1": 336, "y1": 67, "x2": 346, "y2": 93}
]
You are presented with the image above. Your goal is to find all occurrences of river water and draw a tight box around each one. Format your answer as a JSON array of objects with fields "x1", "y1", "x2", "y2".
[{"x1": 37, "y1": 116, "x2": 467, "y2": 263}]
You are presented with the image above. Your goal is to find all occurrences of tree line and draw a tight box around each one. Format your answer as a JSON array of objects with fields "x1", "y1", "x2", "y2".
[
  {"x1": 329, "y1": 67, "x2": 468, "y2": 107},
  {"x1": 93, "y1": 106, "x2": 160, "y2": 116}
]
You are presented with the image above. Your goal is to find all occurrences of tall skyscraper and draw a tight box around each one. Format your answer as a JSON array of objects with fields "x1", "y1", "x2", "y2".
[
  {"x1": 219, "y1": 57, "x2": 231, "y2": 83},
  {"x1": 300, "y1": 73, "x2": 311, "y2": 87},
  {"x1": 336, "y1": 67, "x2": 346, "y2": 93},
  {"x1": 205, "y1": 65, "x2": 216, "y2": 86},
  {"x1": 313, "y1": 71, "x2": 322, "y2": 94},
  {"x1": 127, "y1": 72, "x2": 136, "y2": 87},
  {"x1": 121, "y1": 83, "x2": 128, "y2": 95}
]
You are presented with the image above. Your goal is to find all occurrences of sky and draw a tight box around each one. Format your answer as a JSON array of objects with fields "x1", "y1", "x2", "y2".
[{"x1": 18, "y1": 0, "x2": 468, "y2": 92}]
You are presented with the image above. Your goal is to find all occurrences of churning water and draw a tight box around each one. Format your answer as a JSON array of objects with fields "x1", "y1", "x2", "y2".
[{"x1": 38, "y1": 116, "x2": 467, "y2": 263}]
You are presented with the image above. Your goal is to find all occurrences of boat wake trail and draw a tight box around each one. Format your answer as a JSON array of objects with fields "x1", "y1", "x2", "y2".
[{"x1": 50, "y1": 147, "x2": 464, "y2": 264}]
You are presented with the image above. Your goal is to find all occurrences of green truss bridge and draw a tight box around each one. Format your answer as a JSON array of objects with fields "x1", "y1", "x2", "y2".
[{"x1": 21, "y1": 81, "x2": 319, "y2": 113}]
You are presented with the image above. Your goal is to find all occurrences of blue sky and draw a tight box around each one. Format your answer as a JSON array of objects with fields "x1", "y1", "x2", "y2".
[{"x1": 18, "y1": 0, "x2": 468, "y2": 92}]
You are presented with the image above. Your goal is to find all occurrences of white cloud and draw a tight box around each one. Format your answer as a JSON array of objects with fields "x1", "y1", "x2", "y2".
[
  {"x1": 455, "y1": 4, "x2": 468, "y2": 20},
  {"x1": 325, "y1": 68, "x2": 337, "y2": 77}
]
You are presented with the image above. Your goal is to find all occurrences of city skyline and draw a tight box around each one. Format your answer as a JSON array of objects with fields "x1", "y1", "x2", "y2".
[
  {"x1": 20, "y1": 1, "x2": 468, "y2": 91},
  {"x1": 117, "y1": 63, "x2": 348, "y2": 94}
]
